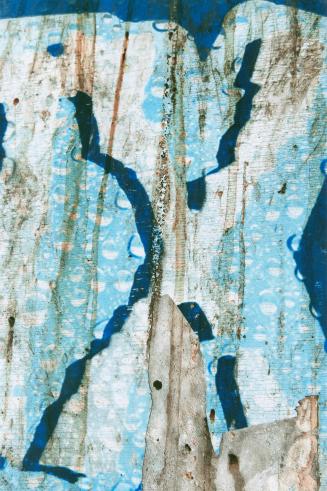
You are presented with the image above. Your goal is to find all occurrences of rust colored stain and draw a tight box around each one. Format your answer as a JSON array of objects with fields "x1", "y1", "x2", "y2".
[{"x1": 107, "y1": 29, "x2": 130, "y2": 157}]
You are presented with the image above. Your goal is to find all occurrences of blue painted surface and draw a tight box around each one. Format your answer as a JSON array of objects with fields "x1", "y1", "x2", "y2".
[
  {"x1": 0, "y1": 0, "x2": 326, "y2": 59},
  {"x1": 178, "y1": 302, "x2": 215, "y2": 342},
  {"x1": 0, "y1": 456, "x2": 7, "y2": 470},
  {"x1": 0, "y1": 2, "x2": 325, "y2": 490},
  {"x1": 216, "y1": 355, "x2": 247, "y2": 430},
  {"x1": 0, "y1": 103, "x2": 8, "y2": 171},
  {"x1": 23, "y1": 92, "x2": 162, "y2": 484},
  {"x1": 289, "y1": 165, "x2": 327, "y2": 346},
  {"x1": 187, "y1": 38, "x2": 262, "y2": 210}
]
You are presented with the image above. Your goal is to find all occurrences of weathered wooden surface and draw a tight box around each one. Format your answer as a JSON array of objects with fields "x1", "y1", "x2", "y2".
[
  {"x1": 0, "y1": 1, "x2": 325, "y2": 489},
  {"x1": 143, "y1": 295, "x2": 215, "y2": 490},
  {"x1": 143, "y1": 295, "x2": 319, "y2": 490},
  {"x1": 215, "y1": 395, "x2": 319, "y2": 490}
]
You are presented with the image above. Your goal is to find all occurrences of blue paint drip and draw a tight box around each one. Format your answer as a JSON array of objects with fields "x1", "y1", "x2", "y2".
[
  {"x1": 186, "y1": 39, "x2": 262, "y2": 210},
  {"x1": 289, "y1": 163, "x2": 327, "y2": 348},
  {"x1": 22, "y1": 92, "x2": 163, "y2": 483},
  {"x1": 186, "y1": 175, "x2": 206, "y2": 211},
  {"x1": 177, "y1": 304, "x2": 250, "y2": 434},
  {"x1": 47, "y1": 43, "x2": 64, "y2": 57},
  {"x1": 215, "y1": 38, "x2": 262, "y2": 171},
  {"x1": 0, "y1": 103, "x2": 8, "y2": 171},
  {"x1": 0, "y1": 456, "x2": 7, "y2": 470},
  {"x1": 216, "y1": 355, "x2": 248, "y2": 430},
  {"x1": 178, "y1": 302, "x2": 214, "y2": 342},
  {"x1": 0, "y1": 1, "x2": 325, "y2": 60}
]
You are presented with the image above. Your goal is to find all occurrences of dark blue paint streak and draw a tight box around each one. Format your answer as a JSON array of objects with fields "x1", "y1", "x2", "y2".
[
  {"x1": 178, "y1": 302, "x2": 214, "y2": 342},
  {"x1": 0, "y1": 456, "x2": 6, "y2": 470},
  {"x1": 288, "y1": 164, "x2": 327, "y2": 349},
  {"x1": 187, "y1": 39, "x2": 261, "y2": 210},
  {"x1": 178, "y1": 305, "x2": 247, "y2": 430},
  {"x1": 47, "y1": 43, "x2": 64, "y2": 57},
  {"x1": 186, "y1": 174, "x2": 206, "y2": 211},
  {"x1": 215, "y1": 38, "x2": 261, "y2": 171},
  {"x1": 22, "y1": 92, "x2": 162, "y2": 483},
  {"x1": 216, "y1": 355, "x2": 247, "y2": 430},
  {"x1": 0, "y1": 103, "x2": 8, "y2": 171},
  {"x1": 0, "y1": 1, "x2": 325, "y2": 61}
]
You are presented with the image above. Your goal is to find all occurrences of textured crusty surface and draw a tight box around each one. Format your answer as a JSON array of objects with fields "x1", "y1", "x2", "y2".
[
  {"x1": 143, "y1": 295, "x2": 215, "y2": 490},
  {"x1": 0, "y1": 3, "x2": 325, "y2": 489},
  {"x1": 143, "y1": 296, "x2": 319, "y2": 490}
]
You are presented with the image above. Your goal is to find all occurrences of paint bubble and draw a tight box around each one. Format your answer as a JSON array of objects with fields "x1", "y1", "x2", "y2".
[
  {"x1": 152, "y1": 21, "x2": 171, "y2": 32},
  {"x1": 71, "y1": 298, "x2": 87, "y2": 307},
  {"x1": 89, "y1": 212, "x2": 112, "y2": 226},
  {"x1": 287, "y1": 234, "x2": 301, "y2": 252},
  {"x1": 53, "y1": 166, "x2": 71, "y2": 176},
  {"x1": 115, "y1": 189, "x2": 132, "y2": 210},
  {"x1": 132, "y1": 431, "x2": 147, "y2": 449},
  {"x1": 113, "y1": 23, "x2": 123, "y2": 32},
  {"x1": 69, "y1": 266, "x2": 84, "y2": 283},
  {"x1": 287, "y1": 206, "x2": 304, "y2": 219},
  {"x1": 295, "y1": 267, "x2": 305, "y2": 281},
  {"x1": 265, "y1": 210, "x2": 280, "y2": 221},
  {"x1": 71, "y1": 147, "x2": 83, "y2": 161},
  {"x1": 77, "y1": 477, "x2": 93, "y2": 490},
  {"x1": 102, "y1": 13, "x2": 112, "y2": 24},
  {"x1": 114, "y1": 270, "x2": 133, "y2": 292},
  {"x1": 128, "y1": 233, "x2": 145, "y2": 258},
  {"x1": 124, "y1": 413, "x2": 143, "y2": 432},
  {"x1": 91, "y1": 280, "x2": 106, "y2": 293},
  {"x1": 310, "y1": 304, "x2": 322, "y2": 319},
  {"x1": 102, "y1": 239, "x2": 119, "y2": 260},
  {"x1": 268, "y1": 267, "x2": 282, "y2": 277},
  {"x1": 259, "y1": 302, "x2": 277, "y2": 315},
  {"x1": 53, "y1": 193, "x2": 67, "y2": 204}
]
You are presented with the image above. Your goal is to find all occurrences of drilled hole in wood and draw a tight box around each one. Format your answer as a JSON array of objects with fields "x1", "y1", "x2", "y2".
[{"x1": 153, "y1": 380, "x2": 162, "y2": 390}]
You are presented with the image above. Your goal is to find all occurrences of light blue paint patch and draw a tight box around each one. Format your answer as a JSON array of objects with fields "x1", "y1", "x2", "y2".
[{"x1": 23, "y1": 94, "x2": 145, "y2": 485}]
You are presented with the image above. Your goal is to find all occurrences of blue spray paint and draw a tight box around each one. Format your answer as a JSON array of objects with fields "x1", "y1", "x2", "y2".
[
  {"x1": 178, "y1": 302, "x2": 214, "y2": 342},
  {"x1": 47, "y1": 43, "x2": 64, "y2": 57},
  {"x1": 187, "y1": 39, "x2": 262, "y2": 210},
  {"x1": 216, "y1": 355, "x2": 247, "y2": 430},
  {"x1": 22, "y1": 92, "x2": 162, "y2": 483},
  {"x1": 0, "y1": 1, "x2": 325, "y2": 60},
  {"x1": 215, "y1": 39, "x2": 262, "y2": 171},
  {"x1": 0, "y1": 457, "x2": 7, "y2": 470},
  {"x1": 0, "y1": 103, "x2": 8, "y2": 171},
  {"x1": 178, "y1": 303, "x2": 247, "y2": 430},
  {"x1": 288, "y1": 161, "x2": 327, "y2": 349}
]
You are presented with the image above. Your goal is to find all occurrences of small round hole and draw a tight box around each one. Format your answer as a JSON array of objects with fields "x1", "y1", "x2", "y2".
[{"x1": 153, "y1": 380, "x2": 162, "y2": 390}]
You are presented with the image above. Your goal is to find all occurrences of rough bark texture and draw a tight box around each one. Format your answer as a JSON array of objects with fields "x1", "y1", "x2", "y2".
[
  {"x1": 215, "y1": 396, "x2": 319, "y2": 491},
  {"x1": 143, "y1": 295, "x2": 215, "y2": 490},
  {"x1": 143, "y1": 296, "x2": 319, "y2": 491}
]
